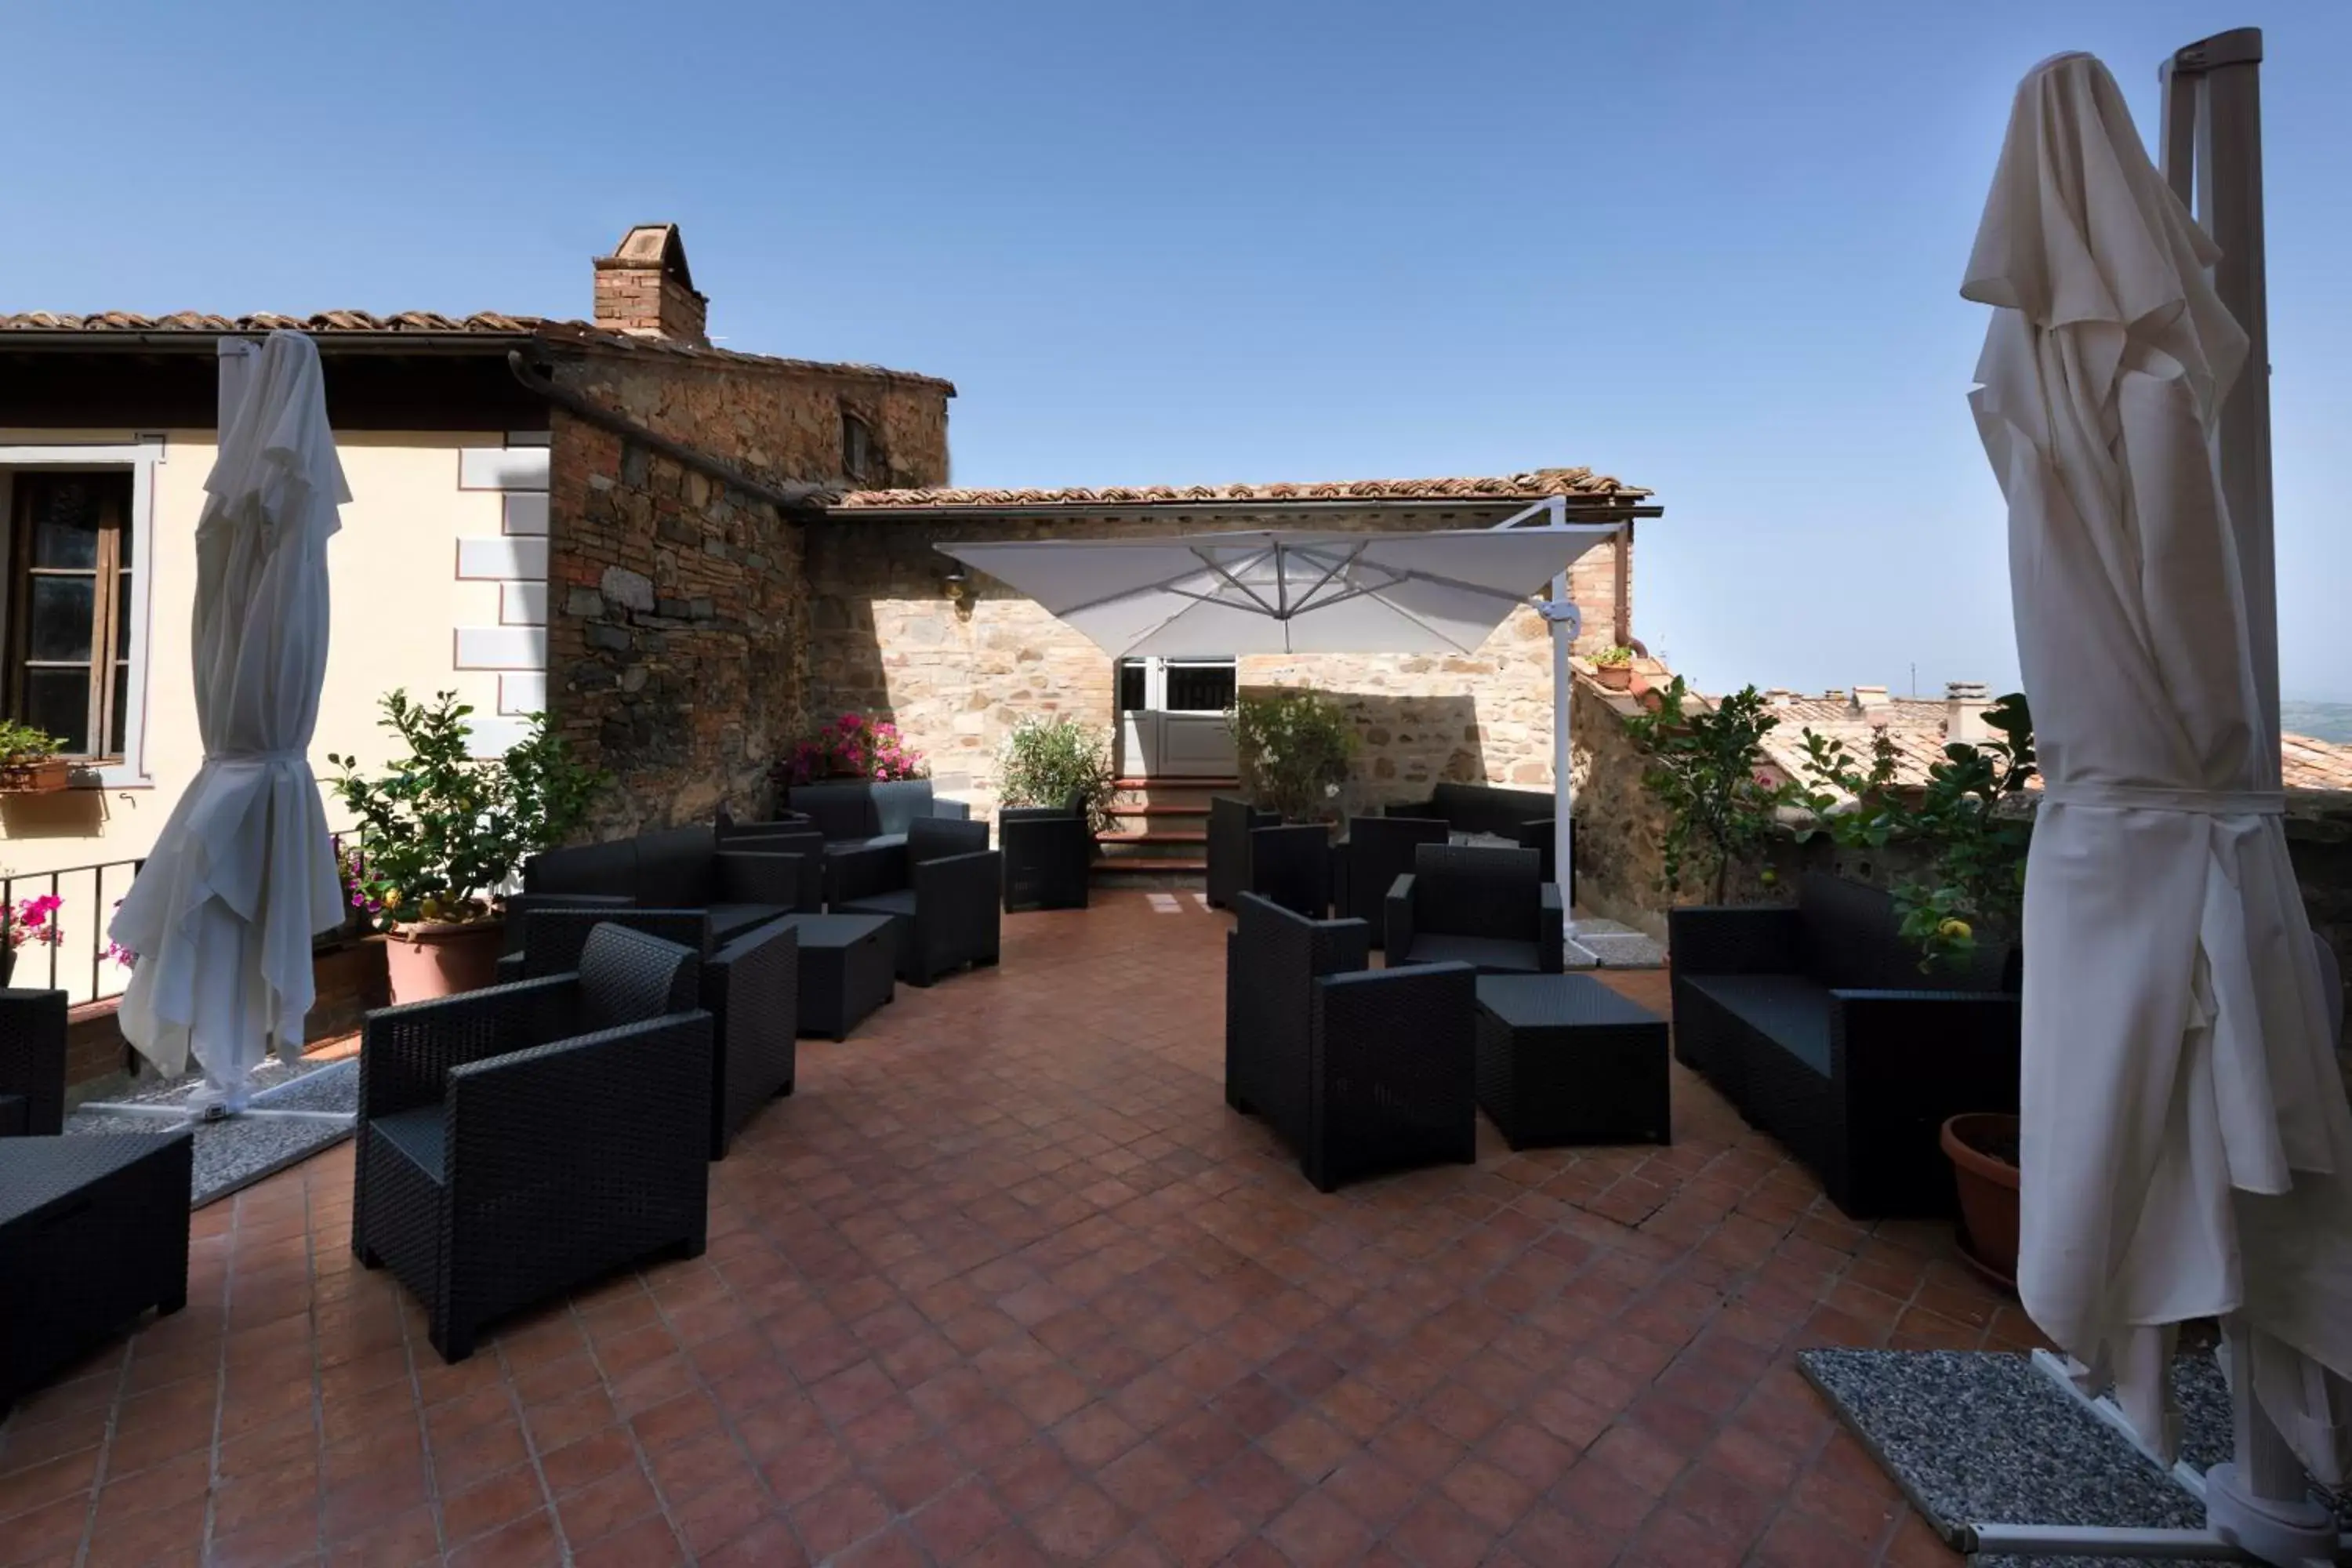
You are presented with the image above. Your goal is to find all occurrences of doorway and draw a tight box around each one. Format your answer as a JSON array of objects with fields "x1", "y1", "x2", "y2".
[{"x1": 1116, "y1": 656, "x2": 1237, "y2": 779}]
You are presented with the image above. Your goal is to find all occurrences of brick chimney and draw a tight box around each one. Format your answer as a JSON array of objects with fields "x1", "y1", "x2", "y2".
[
  {"x1": 1850, "y1": 684, "x2": 1891, "y2": 713},
  {"x1": 1945, "y1": 681, "x2": 1993, "y2": 744},
  {"x1": 592, "y1": 223, "x2": 708, "y2": 347}
]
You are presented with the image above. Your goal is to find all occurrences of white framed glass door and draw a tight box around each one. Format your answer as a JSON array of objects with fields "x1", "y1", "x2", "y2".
[{"x1": 1117, "y1": 657, "x2": 1237, "y2": 778}]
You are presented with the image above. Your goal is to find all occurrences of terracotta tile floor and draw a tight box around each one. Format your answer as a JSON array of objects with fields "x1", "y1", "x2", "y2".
[{"x1": 0, "y1": 891, "x2": 2045, "y2": 1566}]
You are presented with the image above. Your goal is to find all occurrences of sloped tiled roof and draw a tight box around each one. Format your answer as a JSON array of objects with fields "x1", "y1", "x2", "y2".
[
  {"x1": 0, "y1": 310, "x2": 955, "y2": 390},
  {"x1": 834, "y1": 466, "x2": 1649, "y2": 510}
]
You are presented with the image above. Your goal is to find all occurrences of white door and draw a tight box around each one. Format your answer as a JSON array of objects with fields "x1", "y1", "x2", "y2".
[{"x1": 1118, "y1": 658, "x2": 1238, "y2": 779}]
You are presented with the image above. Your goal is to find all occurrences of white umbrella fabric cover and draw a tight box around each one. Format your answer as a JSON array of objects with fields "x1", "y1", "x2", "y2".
[
  {"x1": 936, "y1": 525, "x2": 1617, "y2": 658},
  {"x1": 110, "y1": 331, "x2": 349, "y2": 1107},
  {"x1": 1965, "y1": 52, "x2": 2352, "y2": 1483}
]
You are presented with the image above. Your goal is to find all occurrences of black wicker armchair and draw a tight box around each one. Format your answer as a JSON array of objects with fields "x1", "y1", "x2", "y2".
[
  {"x1": 1668, "y1": 872, "x2": 2021, "y2": 1218},
  {"x1": 1224, "y1": 892, "x2": 1476, "y2": 1191},
  {"x1": 354, "y1": 924, "x2": 714, "y2": 1362},
  {"x1": 1385, "y1": 844, "x2": 1565, "y2": 975},
  {"x1": 1000, "y1": 790, "x2": 1094, "y2": 913},
  {"x1": 1333, "y1": 816, "x2": 1448, "y2": 945},
  {"x1": 497, "y1": 909, "x2": 797, "y2": 1160},
  {"x1": 832, "y1": 818, "x2": 1004, "y2": 985},
  {"x1": 1206, "y1": 797, "x2": 1277, "y2": 909},
  {"x1": 0, "y1": 989, "x2": 67, "y2": 1138}
]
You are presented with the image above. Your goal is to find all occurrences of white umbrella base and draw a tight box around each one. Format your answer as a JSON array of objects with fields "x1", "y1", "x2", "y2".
[{"x1": 67, "y1": 1058, "x2": 358, "y2": 1207}]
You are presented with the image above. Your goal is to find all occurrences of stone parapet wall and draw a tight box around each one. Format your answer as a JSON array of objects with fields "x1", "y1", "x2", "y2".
[{"x1": 543, "y1": 349, "x2": 950, "y2": 837}]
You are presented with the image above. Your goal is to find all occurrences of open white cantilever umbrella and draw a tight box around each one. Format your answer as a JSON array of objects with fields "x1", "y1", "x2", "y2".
[
  {"x1": 105, "y1": 331, "x2": 349, "y2": 1113},
  {"x1": 936, "y1": 517, "x2": 1618, "y2": 895},
  {"x1": 1965, "y1": 49, "x2": 2352, "y2": 1566}
]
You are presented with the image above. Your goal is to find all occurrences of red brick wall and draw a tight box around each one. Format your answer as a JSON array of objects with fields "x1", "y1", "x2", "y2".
[{"x1": 543, "y1": 347, "x2": 952, "y2": 837}]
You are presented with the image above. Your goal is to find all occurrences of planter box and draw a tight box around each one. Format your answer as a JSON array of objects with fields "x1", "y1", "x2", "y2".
[{"x1": 0, "y1": 760, "x2": 72, "y2": 795}]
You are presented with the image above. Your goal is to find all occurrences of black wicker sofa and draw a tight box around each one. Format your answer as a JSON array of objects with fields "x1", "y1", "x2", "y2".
[
  {"x1": 1668, "y1": 872, "x2": 2021, "y2": 1219},
  {"x1": 518, "y1": 825, "x2": 814, "y2": 946}
]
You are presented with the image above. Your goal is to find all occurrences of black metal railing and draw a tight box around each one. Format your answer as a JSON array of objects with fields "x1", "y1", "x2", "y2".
[{"x1": 0, "y1": 827, "x2": 361, "y2": 1007}]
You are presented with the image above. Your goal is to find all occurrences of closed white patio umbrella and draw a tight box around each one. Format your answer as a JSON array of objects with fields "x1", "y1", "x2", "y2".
[
  {"x1": 938, "y1": 518, "x2": 1617, "y2": 897},
  {"x1": 1965, "y1": 50, "x2": 2352, "y2": 1564},
  {"x1": 107, "y1": 331, "x2": 349, "y2": 1110}
]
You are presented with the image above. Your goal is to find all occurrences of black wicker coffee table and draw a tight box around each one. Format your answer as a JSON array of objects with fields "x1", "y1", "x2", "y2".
[
  {"x1": 1, "y1": 1133, "x2": 192, "y2": 1410},
  {"x1": 1475, "y1": 974, "x2": 1670, "y2": 1149},
  {"x1": 782, "y1": 913, "x2": 897, "y2": 1040}
]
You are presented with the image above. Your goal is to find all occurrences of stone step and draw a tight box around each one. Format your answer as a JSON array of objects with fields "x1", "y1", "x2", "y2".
[
  {"x1": 1095, "y1": 829, "x2": 1209, "y2": 846},
  {"x1": 1112, "y1": 776, "x2": 1237, "y2": 793},
  {"x1": 1101, "y1": 803, "x2": 1210, "y2": 818},
  {"x1": 1092, "y1": 858, "x2": 1207, "y2": 877}
]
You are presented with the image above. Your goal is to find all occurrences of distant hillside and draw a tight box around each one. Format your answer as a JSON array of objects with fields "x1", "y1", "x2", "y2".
[{"x1": 2283, "y1": 700, "x2": 2352, "y2": 745}]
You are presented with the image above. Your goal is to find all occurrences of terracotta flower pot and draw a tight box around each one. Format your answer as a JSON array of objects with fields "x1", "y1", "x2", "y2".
[
  {"x1": 383, "y1": 920, "x2": 505, "y2": 1005},
  {"x1": 1595, "y1": 665, "x2": 1634, "y2": 692},
  {"x1": 1941, "y1": 1112, "x2": 2021, "y2": 1289}
]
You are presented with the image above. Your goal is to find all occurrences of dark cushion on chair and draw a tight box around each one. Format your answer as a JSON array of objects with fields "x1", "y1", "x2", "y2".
[
  {"x1": 575, "y1": 926, "x2": 701, "y2": 1033},
  {"x1": 1399, "y1": 934, "x2": 1543, "y2": 975},
  {"x1": 524, "y1": 838, "x2": 638, "y2": 897},
  {"x1": 871, "y1": 780, "x2": 938, "y2": 837},
  {"x1": 909, "y1": 816, "x2": 987, "y2": 861},
  {"x1": 372, "y1": 1108, "x2": 447, "y2": 1183},
  {"x1": 634, "y1": 826, "x2": 717, "y2": 909},
  {"x1": 1686, "y1": 975, "x2": 1835, "y2": 1075},
  {"x1": 840, "y1": 888, "x2": 919, "y2": 920},
  {"x1": 1414, "y1": 844, "x2": 1540, "y2": 941},
  {"x1": 789, "y1": 783, "x2": 880, "y2": 843},
  {"x1": 703, "y1": 904, "x2": 793, "y2": 945}
]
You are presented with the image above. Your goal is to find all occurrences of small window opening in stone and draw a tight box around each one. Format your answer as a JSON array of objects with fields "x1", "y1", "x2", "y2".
[{"x1": 842, "y1": 409, "x2": 873, "y2": 482}]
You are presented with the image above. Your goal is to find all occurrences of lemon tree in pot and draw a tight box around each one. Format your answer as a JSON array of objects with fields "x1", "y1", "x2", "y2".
[
  {"x1": 1796, "y1": 693, "x2": 2037, "y2": 1283},
  {"x1": 328, "y1": 690, "x2": 604, "y2": 1004}
]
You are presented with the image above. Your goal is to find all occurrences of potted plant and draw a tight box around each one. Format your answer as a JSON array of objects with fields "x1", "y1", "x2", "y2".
[
  {"x1": 1622, "y1": 679, "x2": 1795, "y2": 903},
  {"x1": 1592, "y1": 645, "x2": 1637, "y2": 691},
  {"x1": 2, "y1": 893, "x2": 64, "y2": 986},
  {"x1": 328, "y1": 691, "x2": 604, "y2": 1004},
  {"x1": 1229, "y1": 688, "x2": 1356, "y2": 825},
  {"x1": 0, "y1": 722, "x2": 71, "y2": 794},
  {"x1": 1795, "y1": 695, "x2": 2037, "y2": 1281},
  {"x1": 998, "y1": 715, "x2": 1116, "y2": 832},
  {"x1": 1940, "y1": 1112, "x2": 2021, "y2": 1286},
  {"x1": 775, "y1": 713, "x2": 925, "y2": 792}
]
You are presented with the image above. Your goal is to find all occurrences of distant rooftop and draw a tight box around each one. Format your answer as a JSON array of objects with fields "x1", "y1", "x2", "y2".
[{"x1": 1743, "y1": 684, "x2": 2352, "y2": 795}]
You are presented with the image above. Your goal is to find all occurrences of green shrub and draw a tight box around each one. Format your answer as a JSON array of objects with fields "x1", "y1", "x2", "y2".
[
  {"x1": 1229, "y1": 689, "x2": 1356, "y2": 822},
  {"x1": 1621, "y1": 679, "x2": 1794, "y2": 904},
  {"x1": 328, "y1": 691, "x2": 606, "y2": 928},
  {"x1": 1794, "y1": 693, "x2": 2035, "y2": 971},
  {"x1": 0, "y1": 720, "x2": 62, "y2": 761},
  {"x1": 999, "y1": 716, "x2": 1118, "y2": 833}
]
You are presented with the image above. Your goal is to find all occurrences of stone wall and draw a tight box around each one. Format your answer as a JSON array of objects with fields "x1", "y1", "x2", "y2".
[
  {"x1": 543, "y1": 347, "x2": 951, "y2": 835},
  {"x1": 805, "y1": 511, "x2": 1627, "y2": 817}
]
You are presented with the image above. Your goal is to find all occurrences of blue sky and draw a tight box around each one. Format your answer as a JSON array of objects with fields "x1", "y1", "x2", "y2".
[{"x1": 8, "y1": 0, "x2": 2347, "y2": 700}]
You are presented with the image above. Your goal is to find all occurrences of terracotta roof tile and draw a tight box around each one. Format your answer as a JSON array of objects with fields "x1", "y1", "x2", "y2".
[
  {"x1": 833, "y1": 466, "x2": 1649, "y2": 510},
  {"x1": 0, "y1": 310, "x2": 953, "y2": 390},
  {"x1": 1744, "y1": 689, "x2": 2352, "y2": 797}
]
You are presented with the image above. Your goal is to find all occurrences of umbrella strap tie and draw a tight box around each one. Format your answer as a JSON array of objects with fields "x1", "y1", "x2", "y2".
[
  {"x1": 2042, "y1": 782, "x2": 2285, "y2": 815},
  {"x1": 202, "y1": 750, "x2": 310, "y2": 766}
]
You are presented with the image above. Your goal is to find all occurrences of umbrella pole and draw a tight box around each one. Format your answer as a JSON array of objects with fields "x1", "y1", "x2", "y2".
[{"x1": 1544, "y1": 569, "x2": 1577, "y2": 927}]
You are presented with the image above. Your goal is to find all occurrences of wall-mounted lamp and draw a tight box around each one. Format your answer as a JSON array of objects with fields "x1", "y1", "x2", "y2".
[{"x1": 942, "y1": 568, "x2": 975, "y2": 621}]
